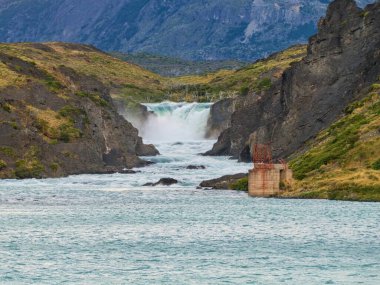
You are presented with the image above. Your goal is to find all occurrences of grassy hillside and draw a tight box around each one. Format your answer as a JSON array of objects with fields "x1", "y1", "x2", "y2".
[
  {"x1": 0, "y1": 42, "x2": 168, "y2": 103},
  {"x1": 169, "y1": 45, "x2": 306, "y2": 102},
  {"x1": 285, "y1": 84, "x2": 380, "y2": 201},
  {"x1": 0, "y1": 42, "x2": 161, "y2": 179},
  {"x1": 0, "y1": 43, "x2": 306, "y2": 105}
]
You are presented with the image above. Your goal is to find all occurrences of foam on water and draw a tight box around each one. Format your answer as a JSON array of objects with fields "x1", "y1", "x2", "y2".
[
  {"x1": 0, "y1": 102, "x2": 379, "y2": 284},
  {"x1": 141, "y1": 102, "x2": 212, "y2": 141}
]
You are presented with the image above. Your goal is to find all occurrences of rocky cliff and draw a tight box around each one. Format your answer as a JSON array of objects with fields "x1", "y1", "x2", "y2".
[
  {"x1": 0, "y1": 0, "x2": 373, "y2": 61},
  {"x1": 0, "y1": 43, "x2": 158, "y2": 179},
  {"x1": 206, "y1": 0, "x2": 380, "y2": 162}
]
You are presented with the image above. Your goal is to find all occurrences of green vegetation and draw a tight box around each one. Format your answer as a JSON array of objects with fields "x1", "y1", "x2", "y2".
[
  {"x1": 3, "y1": 121, "x2": 19, "y2": 130},
  {"x1": 50, "y1": 162, "x2": 59, "y2": 172},
  {"x1": 14, "y1": 146, "x2": 45, "y2": 179},
  {"x1": 254, "y1": 78, "x2": 272, "y2": 92},
  {"x1": 295, "y1": 185, "x2": 380, "y2": 202},
  {"x1": 44, "y1": 75, "x2": 62, "y2": 92},
  {"x1": 58, "y1": 123, "x2": 82, "y2": 143},
  {"x1": 230, "y1": 177, "x2": 248, "y2": 191},
  {"x1": 286, "y1": 91, "x2": 380, "y2": 201},
  {"x1": 58, "y1": 105, "x2": 83, "y2": 117},
  {"x1": 172, "y1": 45, "x2": 306, "y2": 101},
  {"x1": 30, "y1": 107, "x2": 82, "y2": 143},
  {"x1": 0, "y1": 42, "x2": 305, "y2": 105},
  {"x1": 0, "y1": 146, "x2": 15, "y2": 157},
  {"x1": 111, "y1": 51, "x2": 245, "y2": 77},
  {"x1": 0, "y1": 42, "x2": 167, "y2": 104},
  {"x1": 290, "y1": 113, "x2": 370, "y2": 180},
  {"x1": 372, "y1": 159, "x2": 380, "y2": 170},
  {"x1": 0, "y1": 102, "x2": 11, "y2": 112},
  {"x1": 75, "y1": 91, "x2": 109, "y2": 107},
  {"x1": 0, "y1": 160, "x2": 7, "y2": 170}
]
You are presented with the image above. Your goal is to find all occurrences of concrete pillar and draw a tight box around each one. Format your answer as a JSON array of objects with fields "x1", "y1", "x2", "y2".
[{"x1": 248, "y1": 164, "x2": 293, "y2": 197}]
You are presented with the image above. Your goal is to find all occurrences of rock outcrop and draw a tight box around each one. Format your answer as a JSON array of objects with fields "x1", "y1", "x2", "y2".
[
  {"x1": 143, "y1": 178, "x2": 178, "y2": 187},
  {"x1": 0, "y1": 45, "x2": 158, "y2": 179},
  {"x1": 206, "y1": 0, "x2": 380, "y2": 161},
  {"x1": 205, "y1": 98, "x2": 235, "y2": 139},
  {"x1": 199, "y1": 173, "x2": 247, "y2": 190}
]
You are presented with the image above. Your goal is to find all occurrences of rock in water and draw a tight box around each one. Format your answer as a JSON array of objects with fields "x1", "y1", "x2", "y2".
[
  {"x1": 186, "y1": 165, "x2": 206, "y2": 170},
  {"x1": 200, "y1": 173, "x2": 247, "y2": 190},
  {"x1": 144, "y1": 178, "x2": 178, "y2": 187}
]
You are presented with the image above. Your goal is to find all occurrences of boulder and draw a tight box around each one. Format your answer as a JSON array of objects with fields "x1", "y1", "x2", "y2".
[
  {"x1": 199, "y1": 173, "x2": 247, "y2": 190},
  {"x1": 186, "y1": 165, "x2": 206, "y2": 170},
  {"x1": 143, "y1": 178, "x2": 178, "y2": 187}
]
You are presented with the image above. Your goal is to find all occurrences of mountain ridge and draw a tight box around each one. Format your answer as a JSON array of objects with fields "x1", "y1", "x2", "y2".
[{"x1": 0, "y1": 0, "x2": 374, "y2": 61}]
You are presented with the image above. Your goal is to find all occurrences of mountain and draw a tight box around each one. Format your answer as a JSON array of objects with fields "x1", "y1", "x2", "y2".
[
  {"x1": 0, "y1": 42, "x2": 159, "y2": 179},
  {"x1": 0, "y1": 0, "x2": 374, "y2": 61}
]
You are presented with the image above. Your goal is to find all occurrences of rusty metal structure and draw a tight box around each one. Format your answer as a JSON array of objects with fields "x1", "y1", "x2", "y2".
[
  {"x1": 248, "y1": 143, "x2": 293, "y2": 197},
  {"x1": 252, "y1": 143, "x2": 274, "y2": 169}
]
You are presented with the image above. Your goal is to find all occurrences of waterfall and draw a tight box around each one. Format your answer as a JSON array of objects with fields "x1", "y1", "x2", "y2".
[{"x1": 140, "y1": 102, "x2": 212, "y2": 141}]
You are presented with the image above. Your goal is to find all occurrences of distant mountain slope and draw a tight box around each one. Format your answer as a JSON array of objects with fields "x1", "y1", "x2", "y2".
[
  {"x1": 111, "y1": 52, "x2": 245, "y2": 77},
  {"x1": 0, "y1": 0, "x2": 374, "y2": 60}
]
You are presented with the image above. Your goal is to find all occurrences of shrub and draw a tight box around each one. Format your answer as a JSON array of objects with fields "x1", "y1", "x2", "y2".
[
  {"x1": 5, "y1": 121, "x2": 19, "y2": 130},
  {"x1": 15, "y1": 159, "x2": 44, "y2": 179},
  {"x1": 58, "y1": 105, "x2": 82, "y2": 117},
  {"x1": 0, "y1": 102, "x2": 11, "y2": 112},
  {"x1": 0, "y1": 146, "x2": 15, "y2": 157},
  {"x1": 50, "y1": 163, "x2": 59, "y2": 172},
  {"x1": 75, "y1": 91, "x2": 108, "y2": 107},
  {"x1": 255, "y1": 78, "x2": 272, "y2": 91},
  {"x1": 240, "y1": 86, "x2": 249, "y2": 96},
  {"x1": 58, "y1": 124, "x2": 82, "y2": 143},
  {"x1": 34, "y1": 118, "x2": 49, "y2": 134},
  {"x1": 230, "y1": 177, "x2": 248, "y2": 191},
  {"x1": 370, "y1": 83, "x2": 380, "y2": 91},
  {"x1": 372, "y1": 159, "x2": 380, "y2": 170},
  {"x1": 0, "y1": 160, "x2": 7, "y2": 170},
  {"x1": 44, "y1": 75, "x2": 62, "y2": 92}
]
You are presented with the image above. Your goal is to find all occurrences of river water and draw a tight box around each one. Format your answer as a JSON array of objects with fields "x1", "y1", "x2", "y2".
[{"x1": 0, "y1": 102, "x2": 379, "y2": 284}]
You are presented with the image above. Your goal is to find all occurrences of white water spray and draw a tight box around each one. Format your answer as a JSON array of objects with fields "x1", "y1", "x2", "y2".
[{"x1": 141, "y1": 102, "x2": 212, "y2": 141}]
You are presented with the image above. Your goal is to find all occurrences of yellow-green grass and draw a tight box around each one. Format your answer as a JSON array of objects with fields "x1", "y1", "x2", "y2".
[
  {"x1": 27, "y1": 106, "x2": 82, "y2": 143},
  {"x1": 0, "y1": 42, "x2": 306, "y2": 103},
  {"x1": 170, "y1": 45, "x2": 307, "y2": 101},
  {"x1": 285, "y1": 90, "x2": 380, "y2": 201},
  {"x1": 0, "y1": 42, "x2": 168, "y2": 102}
]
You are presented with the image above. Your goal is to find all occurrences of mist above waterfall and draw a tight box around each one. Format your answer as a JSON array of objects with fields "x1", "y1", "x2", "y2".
[{"x1": 140, "y1": 102, "x2": 212, "y2": 141}]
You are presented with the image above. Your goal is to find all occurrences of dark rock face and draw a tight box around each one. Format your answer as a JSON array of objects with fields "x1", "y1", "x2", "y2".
[
  {"x1": 114, "y1": 100, "x2": 155, "y2": 131},
  {"x1": 143, "y1": 178, "x2": 178, "y2": 186},
  {"x1": 200, "y1": 173, "x2": 247, "y2": 189},
  {"x1": 205, "y1": 98, "x2": 236, "y2": 139},
  {"x1": 0, "y1": 53, "x2": 158, "y2": 179},
  {"x1": 207, "y1": 0, "x2": 380, "y2": 161},
  {"x1": 0, "y1": 0, "x2": 373, "y2": 61}
]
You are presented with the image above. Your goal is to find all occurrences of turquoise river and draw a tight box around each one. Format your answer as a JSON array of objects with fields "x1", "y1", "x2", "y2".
[{"x1": 0, "y1": 103, "x2": 379, "y2": 284}]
